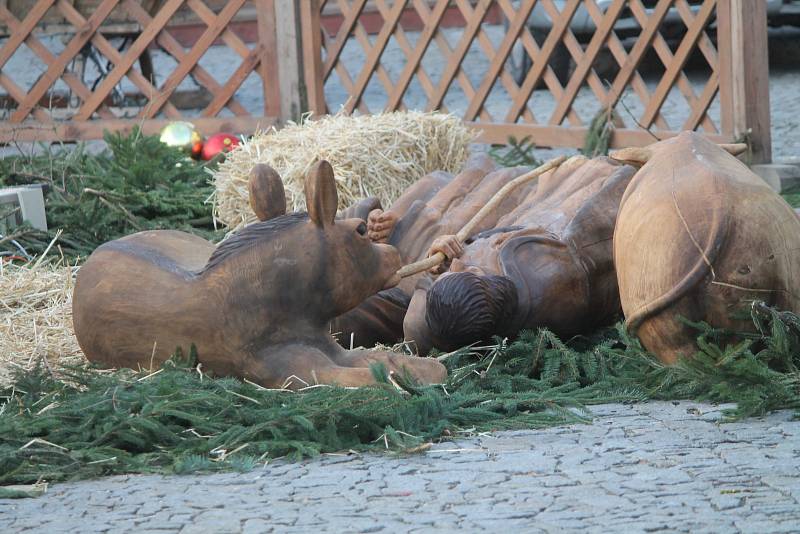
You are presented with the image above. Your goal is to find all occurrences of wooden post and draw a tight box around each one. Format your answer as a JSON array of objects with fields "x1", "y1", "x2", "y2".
[
  {"x1": 718, "y1": 0, "x2": 772, "y2": 163},
  {"x1": 299, "y1": 0, "x2": 326, "y2": 116},
  {"x1": 254, "y1": 0, "x2": 282, "y2": 119},
  {"x1": 271, "y1": 0, "x2": 305, "y2": 122}
]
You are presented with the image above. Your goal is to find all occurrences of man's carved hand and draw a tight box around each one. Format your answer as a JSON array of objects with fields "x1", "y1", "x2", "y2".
[
  {"x1": 427, "y1": 235, "x2": 463, "y2": 274},
  {"x1": 367, "y1": 209, "x2": 398, "y2": 243}
]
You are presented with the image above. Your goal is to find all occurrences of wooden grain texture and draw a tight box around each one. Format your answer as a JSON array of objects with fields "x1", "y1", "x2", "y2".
[
  {"x1": 301, "y1": 0, "x2": 326, "y2": 115},
  {"x1": 717, "y1": 0, "x2": 772, "y2": 163}
]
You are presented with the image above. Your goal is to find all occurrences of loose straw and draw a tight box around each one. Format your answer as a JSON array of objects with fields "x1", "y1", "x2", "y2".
[{"x1": 397, "y1": 155, "x2": 568, "y2": 279}]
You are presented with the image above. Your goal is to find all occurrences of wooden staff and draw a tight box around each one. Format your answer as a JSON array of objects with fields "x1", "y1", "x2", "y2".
[{"x1": 396, "y1": 155, "x2": 568, "y2": 279}]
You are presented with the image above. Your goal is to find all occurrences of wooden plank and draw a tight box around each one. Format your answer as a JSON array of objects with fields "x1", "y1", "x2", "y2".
[
  {"x1": 549, "y1": 0, "x2": 626, "y2": 126},
  {"x1": 202, "y1": 46, "x2": 262, "y2": 116},
  {"x1": 140, "y1": 0, "x2": 247, "y2": 118},
  {"x1": 186, "y1": 0, "x2": 251, "y2": 58},
  {"x1": 426, "y1": 0, "x2": 489, "y2": 111},
  {"x1": 463, "y1": 0, "x2": 536, "y2": 121},
  {"x1": 0, "y1": 116, "x2": 278, "y2": 143},
  {"x1": 505, "y1": 0, "x2": 581, "y2": 123},
  {"x1": 350, "y1": 19, "x2": 399, "y2": 112},
  {"x1": 10, "y1": 0, "x2": 121, "y2": 122},
  {"x1": 639, "y1": 0, "x2": 716, "y2": 129},
  {"x1": 253, "y1": 0, "x2": 281, "y2": 118},
  {"x1": 629, "y1": 0, "x2": 716, "y2": 133},
  {"x1": 322, "y1": 0, "x2": 368, "y2": 78},
  {"x1": 300, "y1": 0, "x2": 326, "y2": 114},
  {"x1": 274, "y1": 0, "x2": 304, "y2": 121},
  {"x1": 472, "y1": 123, "x2": 731, "y2": 148},
  {"x1": 344, "y1": 0, "x2": 407, "y2": 113},
  {"x1": 75, "y1": 0, "x2": 186, "y2": 120},
  {"x1": 0, "y1": 4, "x2": 116, "y2": 120},
  {"x1": 0, "y1": 0, "x2": 55, "y2": 69},
  {"x1": 603, "y1": 0, "x2": 672, "y2": 112},
  {"x1": 121, "y1": 0, "x2": 249, "y2": 117},
  {"x1": 384, "y1": 0, "x2": 448, "y2": 110},
  {"x1": 52, "y1": 1, "x2": 181, "y2": 119},
  {"x1": 684, "y1": 69, "x2": 718, "y2": 132},
  {"x1": 0, "y1": 73, "x2": 53, "y2": 122},
  {"x1": 717, "y1": 0, "x2": 771, "y2": 162}
]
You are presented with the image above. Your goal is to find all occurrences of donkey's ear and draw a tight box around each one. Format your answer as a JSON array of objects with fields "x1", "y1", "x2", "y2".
[
  {"x1": 249, "y1": 164, "x2": 286, "y2": 221},
  {"x1": 304, "y1": 160, "x2": 338, "y2": 228}
]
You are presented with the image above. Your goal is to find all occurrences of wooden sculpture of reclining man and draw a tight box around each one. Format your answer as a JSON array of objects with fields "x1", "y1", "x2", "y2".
[
  {"x1": 331, "y1": 154, "x2": 637, "y2": 355},
  {"x1": 72, "y1": 161, "x2": 447, "y2": 388}
]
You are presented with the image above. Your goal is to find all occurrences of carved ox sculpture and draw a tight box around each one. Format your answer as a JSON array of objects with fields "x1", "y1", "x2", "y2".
[
  {"x1": 612, "y1": 132, "x2": 800, "y2": 364},
  {"x1": 72, "y1": 161, "x2": 447, "y2": 388}
]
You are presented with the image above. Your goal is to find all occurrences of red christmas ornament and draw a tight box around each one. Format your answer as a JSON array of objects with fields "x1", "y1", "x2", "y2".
[
  {"x1": 191, "y1": 141, "x2": 204, "y2": 159},
  {"x1": 201, "y1": 133, "x2": 240, "y2": 161}
]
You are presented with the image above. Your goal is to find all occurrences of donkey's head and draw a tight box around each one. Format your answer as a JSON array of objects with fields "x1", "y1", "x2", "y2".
[
  {"x1": 298, "y1": 160, "x2": 402, "y2": 317},
  {"x1": 207, "y1": 162, "x2": 401, "y2": 323}
]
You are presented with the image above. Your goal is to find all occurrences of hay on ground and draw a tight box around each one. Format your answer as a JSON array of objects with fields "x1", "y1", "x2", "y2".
[
  {"x1": 0, "y1": 261, "x2": 86, "y2": 386},
  {"x1": 212, "y1": 111, "x2": 475, "y2": 232}
]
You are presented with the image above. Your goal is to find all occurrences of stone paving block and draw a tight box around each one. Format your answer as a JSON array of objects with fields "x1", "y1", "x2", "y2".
[{"x1": 4, "y1": 402, "x2": 800, "y2": 532}]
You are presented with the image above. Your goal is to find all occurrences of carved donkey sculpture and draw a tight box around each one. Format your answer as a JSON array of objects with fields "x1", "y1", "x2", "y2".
[{"x1": 72, "y1": 161, "x2": 447, "y2": 388}]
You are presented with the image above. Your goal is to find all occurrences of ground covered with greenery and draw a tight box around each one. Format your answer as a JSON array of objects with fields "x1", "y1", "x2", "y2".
[
  {"x1": 2, "y1": 133, "x2": 799, "y2": 490},
  {"x1": 1, "y1": 302, "x2": 799, "y2": 486}
]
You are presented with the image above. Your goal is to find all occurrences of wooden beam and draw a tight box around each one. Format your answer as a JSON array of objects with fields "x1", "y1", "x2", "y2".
[
  {"x1": 300, "y1": 0, "x2": 326, "y2": 115},
  {"x1": 718, "y1": 0, "x2": 772, "y2": 163},
  {"x1": 0, "y1": 116, "x2": 277, "y2": 143},
  {"x1": 254, "y1": 0, "x2": 282, "y2": 119},
  {"x1": 472, "y1": 123, "x2": 731, "y2": 148}
]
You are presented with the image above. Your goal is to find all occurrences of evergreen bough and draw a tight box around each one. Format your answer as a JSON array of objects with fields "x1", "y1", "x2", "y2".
[
  {"x1": 0, "y1": 128, "x2": 222, "y2": 260},
  {"x1": 2, "y1": 301, "x2": 799, "y2": 486}
]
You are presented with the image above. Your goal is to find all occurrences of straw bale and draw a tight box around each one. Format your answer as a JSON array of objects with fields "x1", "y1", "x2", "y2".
[
  {"x1": 212, "y1": 111, "x2": 475, "y2": 232},
  {"x1": 0, "y1": 262, "x2": 86, "y2": 386}
]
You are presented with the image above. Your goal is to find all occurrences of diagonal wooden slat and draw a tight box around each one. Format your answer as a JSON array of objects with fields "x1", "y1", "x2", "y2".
[
  {"x1": 0, "y1": 73, "x2": 53, "y2": 123},
  {"x1": 187, "y1": 0, "x2": 251, "y2": 58},
  {"x1": 344, "y1": 0, "x2": 407, "y2": 113},
  {"x1": 323, "y1": 0, "x2": 369, "y2": 79},
  {"x1": 141, "y1": 0, "x2": 248, "y2": 119},
  {"x1": 684, "y1": 68, "x2": 719, "y2": 131},
  {"x1": 629, "y1": 0, "x2": 716, "y2": 132},
  {"x1": 0, "y1": 0, "x2": 55, "y2": 70},
  {"x1": 549, "y1": 0, "x2": 627, "y2": 126},
  {"x1": 505, "y1": 0, "x2": 582, "y2": 123},
  {"x1": 10, "y1": 0, "x2": 122, "y2": 122},
  {"x1": 349, "y1": 12, "x2": 402, "y2": 112},
  {"x1": 0, "y1": 4, "x2": 116, "y2": 120},
  {"x1": 421, "y1": 0, "x2": 494, "y2": 121},
  {"x1": 640, "y1": 0, "x2": 717, "y2": 128},
  {"x1": 497, "y1": 0, "x2": 583, "y2": 126},
  {"x1": 121, "y1": 0, "x2": 249, "y2": 117},
  {"x1": 426, "y1": 0, "x2": 491, "y2": 111},
  {"x1": 463, "y1": 0, "x2": 537, "y2": 121},
  {"x1": 321, "y1": 28, "x2": 370, "y2": 113},
  {"x1": 53, "y1": 0, "x2": 181, "y2": 119},
  {"x1": 202, "y1": 46, "x2": 263, "y2": 116},
  {"x1": 580, "y1": 0, "x2": 670, "y2": 130},
  {"x1": 75, "y1": 0, "x2": 186, "y2": 120},
  {"x1": 461, "y1": 0, "x2": 535, "y2": 123},
  {"x1": 602, "y1": 0, "x2": 672, "y2": 118},
  {"x1": 385, "y1": 0, "x2": 449, "y2": 110}
]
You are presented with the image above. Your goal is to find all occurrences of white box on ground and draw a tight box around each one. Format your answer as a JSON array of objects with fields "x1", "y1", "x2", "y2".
[{"x1": 0, "y1": 185, "x2": 47, "y2": 231}]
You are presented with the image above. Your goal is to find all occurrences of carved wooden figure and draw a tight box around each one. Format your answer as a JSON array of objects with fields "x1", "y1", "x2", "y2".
[
  {"x1": 612, "y1": 132, "x2": 800, "y2": 364},
  {"x1": 72, "y1": 162, "x2": 447, "y2": 388}
]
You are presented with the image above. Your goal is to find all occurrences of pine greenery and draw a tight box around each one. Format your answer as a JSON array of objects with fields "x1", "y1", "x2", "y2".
[
  {"x1": 488, "y1": 136, "x2": 542, "y2": 167},
  {"x1": 2, "y1": 301, "x2": 799, "y2": 486},
  {"x1": 0, "y1": 128, "x2": 222, "y2": 260}
]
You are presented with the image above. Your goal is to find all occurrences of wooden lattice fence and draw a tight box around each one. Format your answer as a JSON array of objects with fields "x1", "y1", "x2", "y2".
[
  {"x1": 302, "y1": 0, "x2": 772, "y2": 162},
  {"x1": 0, "y1": 0, "x2": 772, "y2": 162},
  {"x1": 0, "y1": 0, "x2": 282, "y2": 142}
]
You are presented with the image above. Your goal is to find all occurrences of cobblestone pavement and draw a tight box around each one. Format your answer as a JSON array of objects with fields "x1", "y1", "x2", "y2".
[{"x1": 2, "y1": 401, "x2": 799, "y2": 533}]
